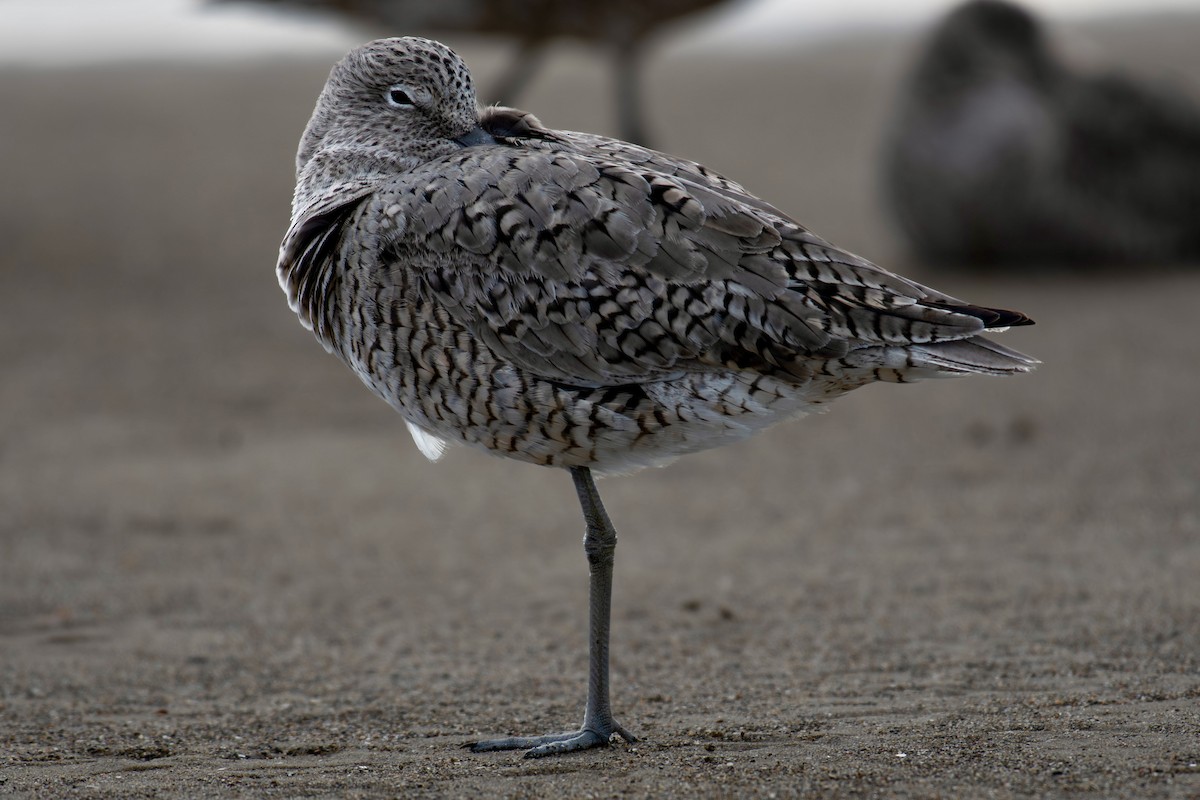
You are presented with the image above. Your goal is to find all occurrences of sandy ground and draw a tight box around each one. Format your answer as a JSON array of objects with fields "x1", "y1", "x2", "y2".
[{"x1": 2, "y1": 14, "x2": 1199, "y2": 799}]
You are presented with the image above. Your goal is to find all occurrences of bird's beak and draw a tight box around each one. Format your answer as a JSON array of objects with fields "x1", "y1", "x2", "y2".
[{"x1": 453, "y1": 125, "x2": 497, "y2": 148}]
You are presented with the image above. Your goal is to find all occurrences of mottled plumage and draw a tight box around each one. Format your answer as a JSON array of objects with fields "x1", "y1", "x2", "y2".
[
  {"x1": 280, "y1": 37, "x2": 1036, "y2": 757},
  {"x1": 883, "y1": 0, "x2": 1200, "y2": 265}
]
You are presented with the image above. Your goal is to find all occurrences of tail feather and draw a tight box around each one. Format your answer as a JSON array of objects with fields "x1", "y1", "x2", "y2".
[{"x1": 909, "y1": 336, "x2": 1040, "y2": 376}]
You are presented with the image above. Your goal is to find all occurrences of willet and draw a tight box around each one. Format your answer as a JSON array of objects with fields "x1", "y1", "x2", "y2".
[
  {"x1": 280, "y1": 36, "x2": 1037, "y2": 757},
  {"x1": 883, "y1": 0, "x2": 1200, "y2": 266}
]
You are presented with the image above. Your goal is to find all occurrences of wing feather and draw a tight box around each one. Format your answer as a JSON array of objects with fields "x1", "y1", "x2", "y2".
[
  {"x1": 350, "y1": 113, "x2": 1027, "y2": 386},
  {"x1": 278, "y1": 185, "x2": 374, "y2": 348}
]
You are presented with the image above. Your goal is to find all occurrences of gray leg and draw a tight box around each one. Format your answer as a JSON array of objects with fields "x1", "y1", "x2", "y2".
[
  {"x1": 469, "y1": 466, "x2": 636, "y2": 758},
  {"x1": 488, "y1": 38, "x2": 546, "y2": 107},
  {"x1": 614, "y1": 38, "x2": 651, "y2": 147}
]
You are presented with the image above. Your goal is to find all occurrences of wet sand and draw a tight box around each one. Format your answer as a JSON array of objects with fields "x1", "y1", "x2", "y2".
[{"x1": 2, "y1": 15, "x2": 1198, "y2": 798}]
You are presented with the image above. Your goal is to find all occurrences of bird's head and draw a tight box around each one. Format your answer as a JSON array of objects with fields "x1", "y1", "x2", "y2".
[
  {"x1": 921, "y1": 0, "x2": 1057, "y2": 90},
  {"x1": 296, "y1": 37, "x2": 493, "y2": 184}
]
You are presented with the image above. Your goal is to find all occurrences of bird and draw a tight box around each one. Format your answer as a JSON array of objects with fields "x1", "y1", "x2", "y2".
[
  {"x1": 279, "y1": 36, "x2": 1038, "y2": 758},
  {"x1": 223, "y1": 0, "x2": 728, "y2": 145},
  {"x1": 882, "y1": 0, "x2": 1200, "y2": 266}
]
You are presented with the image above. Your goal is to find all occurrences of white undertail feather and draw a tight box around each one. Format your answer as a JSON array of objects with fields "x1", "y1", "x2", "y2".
[{"x1": 405, "y1": 420, "x2": 449, "y2": 462}]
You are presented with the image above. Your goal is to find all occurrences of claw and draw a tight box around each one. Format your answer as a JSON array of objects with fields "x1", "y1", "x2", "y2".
[
  {"x1": 523, "y1": 729, "x2": 607, "y2": 758},
  {"x1": 469, "y1": 723, "x2": 636, "y2": 758}
]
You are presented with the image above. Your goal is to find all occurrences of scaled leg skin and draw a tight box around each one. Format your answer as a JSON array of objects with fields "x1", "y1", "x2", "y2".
[{"x1": 469, "y1": 466, "x2": 636, "y2": 758}]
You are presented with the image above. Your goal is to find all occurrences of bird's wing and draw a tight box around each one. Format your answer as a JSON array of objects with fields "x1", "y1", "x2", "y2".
[
  {"x1": 366, "y1": 133, "x2": 1024, "y2": 387},
  {"x1": 279, "y1": 179, "x2": 378, "y2": 349}
]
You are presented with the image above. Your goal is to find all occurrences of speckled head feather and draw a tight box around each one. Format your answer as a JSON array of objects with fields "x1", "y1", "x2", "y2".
[{"x1": 296, "y1": 37, "x2": 481, "y2": 190}]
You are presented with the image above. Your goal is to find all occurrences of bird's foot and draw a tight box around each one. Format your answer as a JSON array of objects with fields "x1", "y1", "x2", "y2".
[{"x1": 468, "y1": 721, "x2": 636, "y2": 759}]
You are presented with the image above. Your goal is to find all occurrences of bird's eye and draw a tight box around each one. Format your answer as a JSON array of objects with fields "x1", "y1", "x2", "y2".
[{"x1": 387, "y1": 87, "x2": 415, "y2": 108}]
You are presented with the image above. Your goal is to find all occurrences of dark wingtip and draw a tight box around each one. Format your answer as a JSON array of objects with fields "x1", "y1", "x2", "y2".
[
  {"x1": 981, "y1": 306, "x2": 1035, "y2": 328},
  {"x1": 926, "y1": 300, "x2": 1034, "y2": 328},
  {"x1": 988, "y1": 309, "x2": 1036, "y2": 331}
]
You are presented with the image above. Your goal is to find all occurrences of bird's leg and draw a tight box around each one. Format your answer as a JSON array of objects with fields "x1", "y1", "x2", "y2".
[
  {"x1": 614, "y1": 37, "x2": 650, "y2": 147},
  {"x1": 488, "y1": 38, "x2": 546, "y2": 107},
  {"x1": 469, "y1": 466, "x2": 636, "y2": 758},
  {"x1": 572, "y1": 465, "x2": 636, "y2": 748}
]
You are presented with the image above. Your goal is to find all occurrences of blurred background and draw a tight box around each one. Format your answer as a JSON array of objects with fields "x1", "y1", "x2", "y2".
[
  {"x1": 2, "y1": 0, "x2": 1198, "y2": 794},
  {"x1": 4, "y1": 0, "x2": 1199, "y2": 261}
]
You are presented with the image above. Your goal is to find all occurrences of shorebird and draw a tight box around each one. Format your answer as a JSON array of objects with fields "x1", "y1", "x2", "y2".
[
  {"x1": 226, "y1": 0, "x2": 727, "y2": 144},
  {"x1": 883, "y1": 0, "x2": 1200, "y2": 266},
  {"x1": 280, "y1": 36, "x2": 1037, "y2": 757}
]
